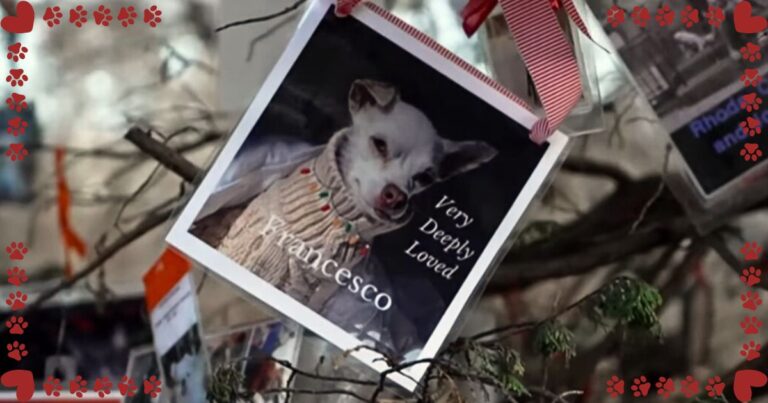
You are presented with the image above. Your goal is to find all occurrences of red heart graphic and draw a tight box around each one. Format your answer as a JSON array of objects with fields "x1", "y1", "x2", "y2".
[
  {"x1": 0, "y1": 1, "x2": 34, "y2": 34},
  {"x1": 734, "y1": 369, "x2": 768, "y2": 402},
  {"x1": 0, "y1": 370, "x2": 34, "y2": 401},
  {"x1": 735, "y1": 1, "x2": 768, "y2": 34}
]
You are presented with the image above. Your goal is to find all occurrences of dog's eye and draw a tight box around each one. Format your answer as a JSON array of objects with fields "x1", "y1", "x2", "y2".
[
  {"x1": 371, "y1": 137, "x2": 388, "y2": 158},
  {"x1": 412, "y1": 170, "x2": 435, "y2": 187}
]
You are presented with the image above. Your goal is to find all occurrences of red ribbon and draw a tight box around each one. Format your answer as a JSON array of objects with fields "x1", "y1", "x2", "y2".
[{"x1": 55, "y1": 148, "x2": 87, "y2": 278}]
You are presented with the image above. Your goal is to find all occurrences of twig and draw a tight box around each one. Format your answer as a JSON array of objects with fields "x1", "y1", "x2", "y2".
[
  {"x1": 124, "y1": 128, "x2": 203, "y2": 183},
  {"x1": 216, "y1": 0, "x2": 308, "y2": 32}
]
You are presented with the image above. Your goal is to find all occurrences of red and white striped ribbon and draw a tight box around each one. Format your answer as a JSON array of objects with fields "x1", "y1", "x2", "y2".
[{"x1": 336, "y1": 0, "x2": 588, "y2": 144}]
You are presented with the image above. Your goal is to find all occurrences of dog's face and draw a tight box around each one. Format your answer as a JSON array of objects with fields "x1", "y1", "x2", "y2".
[{"x1": 339, "y1": 80, "x2": 498, "y2": 225}]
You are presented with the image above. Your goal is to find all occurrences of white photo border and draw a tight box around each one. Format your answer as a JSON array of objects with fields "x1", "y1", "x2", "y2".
[{"x1": 166, "y1": 0, "x2": 570, "y2": 391}]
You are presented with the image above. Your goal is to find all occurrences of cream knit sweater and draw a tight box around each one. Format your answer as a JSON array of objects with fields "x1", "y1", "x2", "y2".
[{"x1": 217, "y1": 130, "x2": 384, "y2": 308}]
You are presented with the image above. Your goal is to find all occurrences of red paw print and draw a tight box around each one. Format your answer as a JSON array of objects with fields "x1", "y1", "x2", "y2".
[
  {"x1": 742, "y1": 93, "x2": 763, "y2": 112},
  {"x1": 740, "y1": 143, "x2": 763, "y2": 162},
  {"x1": 5, "y1": 242, "x2": 27, "y2": 260},
  {"x1": 5, "y1": 290, "x2": 26, "y2": 311},
  {"x1": 741, "y1": 117, "x2": 762, "y2": 137},
  {"x1": 7, "y1": 117, "x2": 28, "y2": 137},
  {"x1": 741, "y1": 68, "x2": 762, "y2": 87},
  {"x1": 605, "y1": 375, "x2": 625, "y2": 397},
  {"x1": 6, "y1": 69, "x2": 28, "y2": 88},
  {"x1": 6, "y1": 43, "x2": 27, "y2": 62},
  {"x1": 741, "y1": 340, "x2": 762, "y2": 361},
  {"x1": 69, "y1": 375, "x2": 88, "y2": 398},
  {"x1": 631, "y1": 6, "x2": 651, "y2": 27},
  {"x1": 143, "y1": 6, "x2": 162, "y2": 27},
  {"x1": 5, "y1": 316, "x2": 27, "y2": 335},
  {"x1": 656, "y1": 4, "x2": 675, "y2": 27},
  {"x1": 6, "y1": 341, "x2": 28, "y2": 362},
  {"x1": 6, "y1": 93, "x2": 27, "y2": 112},
  {"x1": 741, "y1": 266, "x2": 762, "y2": 286},
  {"x1": 44, "y1": 376, "x2": 63, "y2": 397},
  {"x1": 742, "y1": 242, "x2": 763, "y2": 261},
  {"x1": 742, "y1": 291, "x2": 763, "y2": 310},
  {"x1": 606, "y1": 5, "x2": 625, "y2": 28},
  {"x1": 93, "y1": 5, "x2": 113, "y2": 27},
  {"x1": 680, "y1": 376, "x2": 700, "y2": 398},
  {"x1": 118, "y1": 376, "x2": 137, "y2": 397},
  {"x1": 631, "y1": 376, "x2": 651, "y2": 397},
  {"x1": 706, "y1": 376, "x2": 725, "y2": 397},
  {"x1": 5, "y1": 144, "x2": 28, "y2": 161},
  {"x1": 143, "y1": 376, "x2": 162, "y2": 398},
  {"x1": 741, "y1": 316, "x2": 763, "y2": 334},
  {"x1": 655, "y1": 376, "x2": 675, "y2": 398},
  {"x1": 69, "y1": 5, "x2": 88, "y2": 28},
  {"x1": 43, "y1": 6, "x2": 63, "y2": 28},
  {"x1": 93, "y1": 377, "x2": 112, "y2": 398},
  {"x1": 706, "y1": 5, "x2": 725, "y2": 27},
  {"x1": 680, "y1": 5, "x2": 700, "y2": 28},
  {"x1": 741, "y1": 43, "x2": 762, "y2": 62},
  {"x1": 7, "y1": 267, "x2": 27, "y2": 286},
  {"x1": 118, "y1": 6, "x2": 138, "y2": 27}
]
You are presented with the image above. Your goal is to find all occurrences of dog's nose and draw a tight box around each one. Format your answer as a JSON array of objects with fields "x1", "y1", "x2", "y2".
[{"x1": 379, "y1": 184, "x2": 407, "y2": 212}]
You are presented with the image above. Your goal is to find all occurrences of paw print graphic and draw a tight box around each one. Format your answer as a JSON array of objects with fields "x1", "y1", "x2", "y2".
[
  {"x1": 69, "y1": 5, "x2": 88, "y2": 28},
  {"x1": 631, "y1": 376, "x2": 651, "y2": 397},
  {"x1": 143, "y1": 376, "x2": 162, "y2": 398},
  {"x1": 655, "y1": 376, "x2": 675, "y2": 398},
  {"x1": 741, "y1": 316, "x2": 763, "y2": 334},
  {"x1": 118, "y1": 376, "x2": 137, "y2": 397},
  {"x1": 606, "y1": 5, "x2": 625, "y2": 28},
  {"x1": 6, "y1": 69, "x2": 28, "y2": 87},
  {"x1": 742, "y1": 291, "x2": 763, "y2": 310},
  {"x1": 6, "y1": 341, "x2": 28, "y2": 361},
  {"x1": 741, "y1": 266, "x2": 762, "y2": 287},
  {"x1": 69, "y1": 375, "x2": 88, "y2": 398},
  {"x1": 742, "y1": 93, "x2": 763, "y2": 112},
  {"x1": 43, "y1": 6, "x2": 63, "y2": 28},
  {"x1": 680, "y1": 5, "x2": 700, "y2": 28},
  {"x1": 93, "y1": 5, "x2": 113, "y2": 27},
  {"x1": 118, "y1": 6, "x2": 138, "y2": 27},
  {"x1": 5, "y1": 144, "x2": 28, "y2": 161},
  {"x1": 631, "y1": 6, "x2": 651, "y2": 27},
  {"x1": 5, "y1": 316, "x2": 27, "y2": 335},
  {"x1": 7, "y1": 267, "x2": 28, "y2": 286},
  {"x1": 44, "y1": 376, "x2": 63, "y2": 397},
  {"x1": 6, "y1": 43, "x2": 27, "y2": 62},
  {"x1": 6, "y1": 93, "x2": 27, "y2": 112},
  {"x1": 680, "y1": 376, "x2": 700, "y2": 398},
  {"x1": 93, "y1": 377, "x2": 112, "y2": 398},
  {"x1": 741, "y1": 68, "x2": 762, "y2": 87},
  {"x1": 605, "y1": 375, "x2": 625, "y2": 397},
  {"x1": 7, "y1": 117, "x2": 28, "y2": 137},
  {"x1": 741, "y1": 117, "x2": 762, "y2": 137},
  {"x1": 5, "y1": 291, "x2": 26, "y2": 311},
  {"x1": 143, "y1": 6, "x2": 162, "y2": 27},
  {"x1": 706, "y1": 5, "x2": 725, "y2": 27},
  {"x1": 741, "y1": 43, "x2": 762, "y2": 62},
  {"x1": 5, "y1": 242, "x2": 27, "y2": 260},
  {"x1": 741, "y1": 340, "x2": 762, "y2": 361},
  {"x1": 706, "y1": 376, "x2": 725, "y2": 397},
  {"x1": 656, "y1": 4, "x2": 675, "y2": 27},
  {"x1": 740, "y1": 143, "x2": 763, "y2": 162},
  {"x1": 742, "y1": 242, "x2": 763, "y2": 260}
]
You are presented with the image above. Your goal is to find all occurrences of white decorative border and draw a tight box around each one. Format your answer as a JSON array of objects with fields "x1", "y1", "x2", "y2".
[{"x1": 166, "y1": 0, "x2": 569, "y2": 391}]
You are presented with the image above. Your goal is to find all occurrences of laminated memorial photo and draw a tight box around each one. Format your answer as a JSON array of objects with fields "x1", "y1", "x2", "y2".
[
  {"x1": 167, "y1": 0, "x2": 568, "y2": 389},
  {"x1": 588, "y1": 0, "x2": 768, "y2": 196}
]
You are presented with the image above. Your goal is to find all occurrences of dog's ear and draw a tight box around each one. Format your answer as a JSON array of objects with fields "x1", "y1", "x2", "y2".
[
  {"x1": 437, "y1": 140, "x2": 498, "y2": 181},
  {"x1": 349, "y1": 79, "x2": 399, "y2": 114}
]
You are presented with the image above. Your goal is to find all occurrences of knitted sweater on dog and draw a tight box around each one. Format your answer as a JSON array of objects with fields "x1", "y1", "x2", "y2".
[{"x1": 217, "y1": 131, "x2": 383, "y2": 308}]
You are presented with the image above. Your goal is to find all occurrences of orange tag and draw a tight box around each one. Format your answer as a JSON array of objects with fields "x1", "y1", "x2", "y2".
[
  {"x1": 55, "y1": 148, "x2": 87, "y2": 278},
  {"x1": 142, "y1": 247, "x2": 191, "y2": 312}
]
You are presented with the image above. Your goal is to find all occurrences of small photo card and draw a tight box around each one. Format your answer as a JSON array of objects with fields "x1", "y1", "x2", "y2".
[{"x1": 167, "y1": 0, "x2": 568, "y2": 390}]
